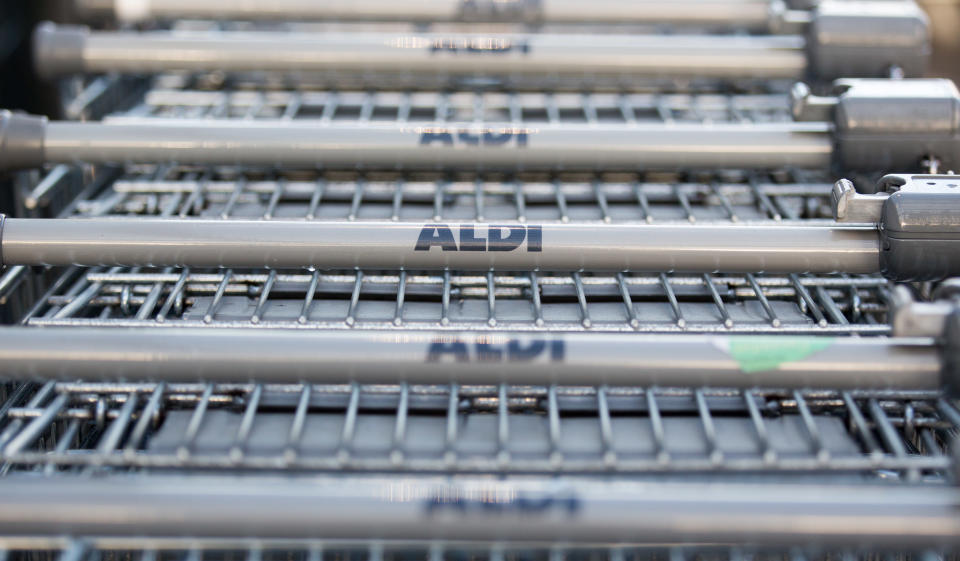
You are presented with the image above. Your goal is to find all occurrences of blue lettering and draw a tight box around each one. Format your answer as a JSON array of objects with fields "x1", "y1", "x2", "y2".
[
  {"x1": 414, "y1": 225, "x2": 542, "y2": 252},
  {"x1": 425, "y1": 493, "x2": 579, "y2": 515},
  {"x1": 420, "y1": 132, "x2": 454, "y2": 146},
  {"x1": 526, "y1": 225, "x2": 542, "y2": 252},
  {"x1": 426, "y1": 341, "x2": 469, "y2": 362},
  {"x1": 488, "y1": 225, "x2": 526, "y2": 251},
  {"x1": 414, "y1": 225, "x2": 458, "y2": 251},
  {"x1": 459, "y1": 225, "x2": 486, "y2": 252}
]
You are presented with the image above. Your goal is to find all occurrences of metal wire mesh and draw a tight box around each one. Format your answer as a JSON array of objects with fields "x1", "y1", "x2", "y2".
[
  {"x1": 18, "y1": 112, "x2": 873, "y2": 334},
  {"x1": 0, "y1": 64, "x2": 916, "y2": 469},
  {"x1": 164, "y1": 15, "x2": 779, "y2": 34},
  {"x1": 0, "y1": 379, "x2": 956, "y2": 476},
  {"x1": 97, "y1": 170, "x2": 831, "y2": 223},
  {"x1": 120, "y1": 87, "x2": 794, "y2": 124},
  {"x1": 21, "y1": 267, "x2": 888, "y2": 334}
]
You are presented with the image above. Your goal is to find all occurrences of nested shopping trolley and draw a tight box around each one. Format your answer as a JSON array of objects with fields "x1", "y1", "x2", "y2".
[
  {"x1": 68, "y1": 0, "x2": 854, "y2": 30},
  {"x1": 1, "y1": 2, "x2": 960, "y2": 558},
  {"x1": 34, "y1": 0, "x2": 930, "y2": 92}
]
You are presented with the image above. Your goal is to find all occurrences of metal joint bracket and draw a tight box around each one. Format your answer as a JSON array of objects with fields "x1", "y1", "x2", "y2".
[
  {"x1": 831, "y1": 178, "x2": 887, "y2": 223},
  {"x1": 790, "y1": 82, "x2": 836, "y2": 122},
  {"x1": 888, "y1": 282, "x2": 960, "y2": 396},
  {"x1": 889, "y1": 285, "x2": 954, "y2": 338},
  {"x1": 767, "y1": 1, "x2": 812, "y2": 35}
]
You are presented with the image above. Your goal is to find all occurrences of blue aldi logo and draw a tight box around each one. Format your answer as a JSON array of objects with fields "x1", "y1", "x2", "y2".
[
  {"x1": 419, "y1": 127, "x2": 530, "y2": 147},
  {"x1": 415, "y1": 224, "x2": 542, "y2": 252}
]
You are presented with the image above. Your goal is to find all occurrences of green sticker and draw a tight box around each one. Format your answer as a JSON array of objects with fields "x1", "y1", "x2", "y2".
[{"x1": 726, "y1": 336, "x2": 835, "y2": 373}]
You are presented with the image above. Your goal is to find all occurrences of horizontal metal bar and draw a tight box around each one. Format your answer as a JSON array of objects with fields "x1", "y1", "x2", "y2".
[
  {"x1": 0, "y1": 539, "x2": 929, "y2": 559},
  {"x1": 0, "y1": 218, "x2": 879, "y2": 273},
  {"x1": 35, "y1": 24, "x2": 808, "y2": 80},
  {"x1": 39, "y1": 120, "x2": 833, "y2": 171},
  {"x1": 0, "y1": 539, "x2": 944, "y2": 558},
  {"x1": 0, "y1": 327, "x2": 940, "y2": 390},
  {"x1": 0, "y1": 475, "x2": 957, "y2": 546},
  {"x1": 24, "y1": 317, "x2": 896, "y2": 335},
  {"x1": 70, "y1": 271, "x2": 894, "y2": 289},
  {"x1": 88, "y1": 0, "x2": 777, "y2": 28},
  {"x1": 134, "y1": 89, "x2": 794, "y2": 122},
  {"x1": 106, "y1": 178, "x2": 832, "y2": 201}
]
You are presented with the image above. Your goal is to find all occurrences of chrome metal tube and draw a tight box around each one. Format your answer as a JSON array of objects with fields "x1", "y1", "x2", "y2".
[
  {"x1": 0, "y1": 218, "x2": 880, "y2": 273},
  {"x1": 34, "y1": 24, "x2": 808, "y2": 80},
  {"x1": 0, "y1": 327, "x2": 940, "y2": 390},
  {"x1": 39, "y1": 120, "x2": 833, "y2": 171},
  {"x1": 87, "y1": 0, "x2": 775, "y2": 28},
  {"x1": 541, "y1": 0, "x2": 774, "y2": 26},
  {"x1": 0, "y1": 475, "x2": 957, "y2": 546}
]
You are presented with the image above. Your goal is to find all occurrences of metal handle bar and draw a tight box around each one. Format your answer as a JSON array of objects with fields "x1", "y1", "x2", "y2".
[
  {"x1": 1, "y1": 114, "x2": 835, "y2": 172},
  {"x1": 34, "y1": 10, "x2": 930, "y2": 84},
  {"x1": 0, "y1": 218, "x2": 880, "y2": 274},
  {"x1": 0, "y1": 327, "x2": 943, "y2": 390},
  {"x1": 6, "y1": 78, "x2": 960, "y2": 174},
  {"x1": 79, "y1": 0, "x2": 783, "y2": 29},
  {"x1": 0, "y1": 475, "x2": 956, "y2": 546}
]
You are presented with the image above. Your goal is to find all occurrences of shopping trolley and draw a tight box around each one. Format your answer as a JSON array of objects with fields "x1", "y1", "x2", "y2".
[
  {"x1": 34, "y1": 0, "x2": 931, "y2": 92},
  {"x1": 72, "y1": 0, "x2": 825, "y2": 31},
  {"x1": 0, "y1": 2, "x2": 958, "y2": 557}
]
